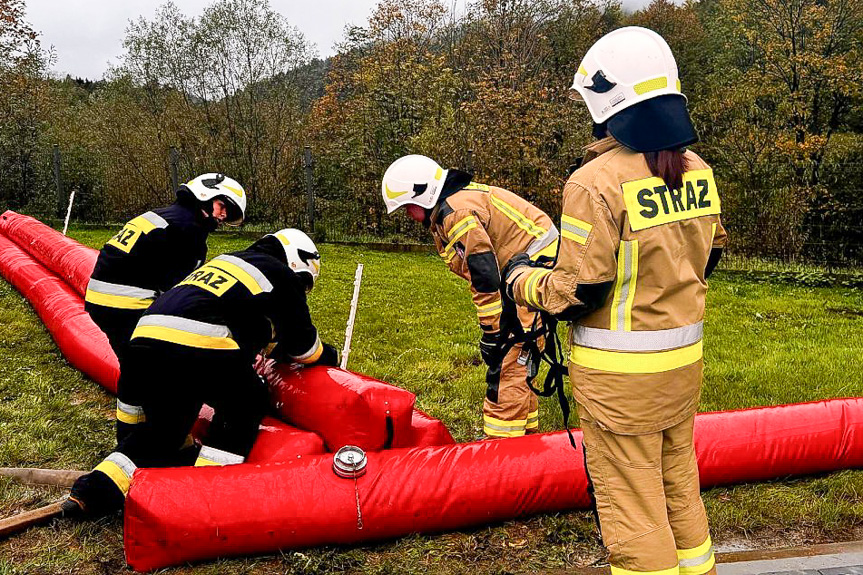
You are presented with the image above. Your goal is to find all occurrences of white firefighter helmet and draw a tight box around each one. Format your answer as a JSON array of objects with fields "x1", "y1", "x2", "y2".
[
  {"x1": 181, "y1": 173, "x2": 247, "y2": 226},
  {"x1": 271, "y1": 228, "x2": 321, "y2": 290},
  {"x1": 381, "y1": 154, "x2": 448, "y2": 214},
  {"x1": 569, "y1": 26, "x2": 697, "y2": 152},
  {"x1": 569, "y1": 26, "x2": 683, "y2": 124}
]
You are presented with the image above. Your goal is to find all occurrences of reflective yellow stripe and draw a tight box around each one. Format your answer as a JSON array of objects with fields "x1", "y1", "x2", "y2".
[
  {"x1": 94, "y1": 460, "x2": 131, "y2": 495},
  {"x1": 221, "y1": 184, "x2": 244, "y2": 198},
  {"x1": 570, "y1": 341, "x2": 703, "y2": 374},
  {"x1": 679, "y1": 556, "x2": 714, "y2": 575},
  {"x1": 85, "y1": 289, "x2": 153, "y2": 310},
  {"x1": 678, "y1": 537, "x2": 713, "y2": 561},
  {"x1": 445, "y1": 215, "x2": 478, "y2": 252},
  {"x1": 296, "y1": 341, "x2": 324, "y2": 364},
  {"x1": 476, "y1": 300, "x2": 502, "y2": 318},
  {"x1": 524, "y1": 269, "x2": 550, "y2": 309},
  {"x1": 464, "y1": 181, "x2": 489, "y2": 192},
  {"x1": 489, "y1": 194, "x2": 546, "y2": 239},
  {"x1": 530, "y1": 240, "x2": 558, "y2": 261},
  {"x1": 610, "y1": 240, "x2": 638, "y2": 331},
  {"x1": 611, "y1": 565, "x2": 679, "y2": 575},
  {"x1": 526, "y1": 410, "x2": 539, "y2": 429},
  {"x1": 195, "y1": 457, "x2": 221, "y2": 467},
  {"x1": 116, "y1": 409, "x2": 145, "y2": 425},
  {"x1": 484, "y1": 414, "x2": 527, "y2": 437},
  {"x1": 131, "y1": 325, "x2": 240, "y2": 350},
  {"x1": 206, "y1": 260, "x2": 265, "y2": 295},
  {"x1": 634, "y1": 76, "x2": 668, "y2": 95},
  {"x1": 578, "y1": 65, "x2": 588, "y2": 76},
  {"x1": 560, "y1": 214, "x2": 592, "y2": 245},
  {"x1": 127, "y1": 215, "x2": 158, "y2": 233}
]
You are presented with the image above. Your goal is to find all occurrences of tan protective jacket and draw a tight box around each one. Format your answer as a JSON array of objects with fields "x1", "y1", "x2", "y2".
[
  {"x1": 430, "y1": 182, "x2": 558, "y2": 333},
  {"x1": 510, "y1": 138, "x2": 727, "y2": 434}
]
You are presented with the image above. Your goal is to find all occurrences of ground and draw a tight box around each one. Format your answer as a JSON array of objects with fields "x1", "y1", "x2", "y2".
[{"x1": 0, "y1": 227, "x2": 861, "y2": 574}]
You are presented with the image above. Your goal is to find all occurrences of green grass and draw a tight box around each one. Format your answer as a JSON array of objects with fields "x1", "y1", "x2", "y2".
[{"x1": 0, "y1": 226, "x2": 861, "y2": 574}]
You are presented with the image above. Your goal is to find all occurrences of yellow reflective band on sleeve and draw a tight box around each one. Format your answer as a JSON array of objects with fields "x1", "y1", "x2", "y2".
[
  {"x1": 530, "y1": 240, "x2": 558, "y2": 261},
  {"x1": 295, "y1": 341, "x2": 324, "y2": 364},
  {"x1": 476, "y1": 299, "x2": 503, "y2": 318},
  {"x1": 610, "y1": 240, "x2": 639, "y2": 332},
  {"x1": 560, "y1": 214, "x2": 593, "y2": 245},
  {"x1": 489, "y1": 194, "x2": 547, "y2": 239},
  {"x1": 634, "y1": 76, "x2": 668, "y2": 95},
  {"x1": 85, "y1": 289, "x2": 154, "y2": 310},
  {"x1": 611, "y1": 565, "x2": 679, "y2": 575},
  {"x1": 679, "y1": 556, "x2": 714, "y2": 575},
  {"x1": 523, "y1": 269, "x2": 551, "y2": 309},
  {"x1": 445, "y1": 215, "x2": 478, "y2": 251},
  {"x1": 131, "y1": 325, "x2": 240, "y2": 350},
  {"x1": 526, "y1": 410, "x2": 539, "y2": 430},
  {"x1": 94, "y1": 460, "x2": 132, "y2": 496},
  {"x1": 622, "y1": 169, "x2": 721, "y2": 231},
  {"x1": 570, "y1": 341, "x2": 703, "y2": 374}
]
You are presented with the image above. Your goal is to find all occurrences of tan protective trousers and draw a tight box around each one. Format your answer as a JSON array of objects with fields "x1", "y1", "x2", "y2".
[
  {"x1": 578, "y1": 405, "x2": 716, "y2": 575},
  {"x1": 482, "y1": 306, "x2": 541, "y2": 437}
]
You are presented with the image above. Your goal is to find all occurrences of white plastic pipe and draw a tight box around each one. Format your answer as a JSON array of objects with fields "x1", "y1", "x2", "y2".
[
  {"x1": 62, "y1": 190, "x2": 76, "y2": 236},
  {"x1": 340, "y1": 263, "x2": 364, "y2": 369}
]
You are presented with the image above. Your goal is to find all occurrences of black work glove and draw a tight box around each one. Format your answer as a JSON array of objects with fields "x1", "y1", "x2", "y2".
[
  {"x1": 501, "y1": 252, "x2": 532, "y2": 302},
  {"x1": 314, "y1": 342, "x2": 339, "y2": 367},
  {"x1": 479, "y1": 331, "x2": 504, "y2": 367}
]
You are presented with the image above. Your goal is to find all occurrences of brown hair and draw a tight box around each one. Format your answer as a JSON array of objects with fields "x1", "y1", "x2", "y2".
[{"x1": 645, "y1": 150, "x2": 688, "y2": 192}]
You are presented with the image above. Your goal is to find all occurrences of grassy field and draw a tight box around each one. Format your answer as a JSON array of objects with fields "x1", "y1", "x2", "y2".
[{"x1": 0, "y1": 227, "x2": 861, "y2": 574}]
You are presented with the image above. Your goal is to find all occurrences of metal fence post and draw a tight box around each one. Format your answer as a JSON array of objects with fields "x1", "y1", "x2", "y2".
[
  {"x1": 303, "y1": 146, "x2": 315, "y2": 235},
  {"x1": 52, "y1": 144, "x2": 63, "y2": 217},
  {"x1": 169, "y1": 146, "x2": 179, "y2": 192}
]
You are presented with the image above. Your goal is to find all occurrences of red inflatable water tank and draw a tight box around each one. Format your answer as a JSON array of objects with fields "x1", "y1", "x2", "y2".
[{"x1": 0, "y1": 210, "x2": 97, "y2": 295}]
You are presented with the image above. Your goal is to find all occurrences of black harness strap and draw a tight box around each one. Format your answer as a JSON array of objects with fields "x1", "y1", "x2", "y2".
[{"x1": 494, "y1": 296, "x2": 576, "y2": 449}]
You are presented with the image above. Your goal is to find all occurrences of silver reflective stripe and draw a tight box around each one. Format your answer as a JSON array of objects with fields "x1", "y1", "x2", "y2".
[
  {"x1": 616, "y1": 241, "x2": 635, "y2": 331},
  {"x1": 526, "y1": 225, "x2": 559, "y2": 257},
  {"x1": 484, "y1": 421, "x2": 526, "y2": 433},
  {"x1": 214, "y1": 254, "x2": 274, "y2": 292},
  {"x1": 679, "y1": 546, "x2": 714, "y2": 569},
  {"x1": 199, "y1": 445, "x2": 245, "y2": 465},
  {"x1": 136, "y1": 314, "x2": 233, "y2": 338},
  {"x1": 87, "y1": 278, "x2": 157, "y2": 300},
  {"x1": 105, "y1": 452, "x2": 137, "y2": 478},
  {"x1": 561, "y1": 219, "x2": 590, "y2": 241},
  {"x1": 573, "y1": 321, "x2": 704, "y2": 352},
  {"x1": 294, "y1": 333, "x2": 322, "y2": 361},
  {"x1": 117, "y1": 400, "x2": 145, "y2": 417},
  {"x1": 140, "y1": 211, "x2": 169, "y2": 229}
]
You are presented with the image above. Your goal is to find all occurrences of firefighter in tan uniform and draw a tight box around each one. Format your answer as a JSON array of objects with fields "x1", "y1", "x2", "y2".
[
  {"x1": 504, "y1": 28, "x2": 725, "y2": 575},
  {"x1": 382, "y1": 155, "x2": 558, "y2": 437}
]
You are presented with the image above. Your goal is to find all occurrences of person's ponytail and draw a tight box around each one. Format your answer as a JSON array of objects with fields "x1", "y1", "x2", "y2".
[{"x1": 644, "y1": 150, "x2": 688, "y2": 192}]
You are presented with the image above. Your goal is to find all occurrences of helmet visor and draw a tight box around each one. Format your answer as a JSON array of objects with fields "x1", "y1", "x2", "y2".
[{"x1": 220, "y1": 196, "x2": 244, "y2": 226}]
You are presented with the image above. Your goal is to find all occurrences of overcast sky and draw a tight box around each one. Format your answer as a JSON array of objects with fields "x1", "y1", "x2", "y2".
[{"x1": 26, "y1": 0, "x2": 656, "y2": 81}]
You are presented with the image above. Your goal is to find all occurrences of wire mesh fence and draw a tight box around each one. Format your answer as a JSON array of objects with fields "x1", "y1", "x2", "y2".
[{"x1": 3, "y1": 145, "x2": 862, "y2": 271}]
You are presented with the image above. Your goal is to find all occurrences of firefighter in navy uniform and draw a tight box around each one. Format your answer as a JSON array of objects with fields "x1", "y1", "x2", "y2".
[
  {"x1": 382, "y1": 155, "x2": 559, "y2": 438},
  {"x1": 85, "y1": 173, "x2": 247, "y2": 443},
  {"x1": 67, "y1": 229, "x2": 339, "y2": 516},
  {"x1": 85, "y1": 173, "x2": 247, "y2": 362},
  {"x1": 504, "y1": 28, "x2": 725, "y2": 575}
]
